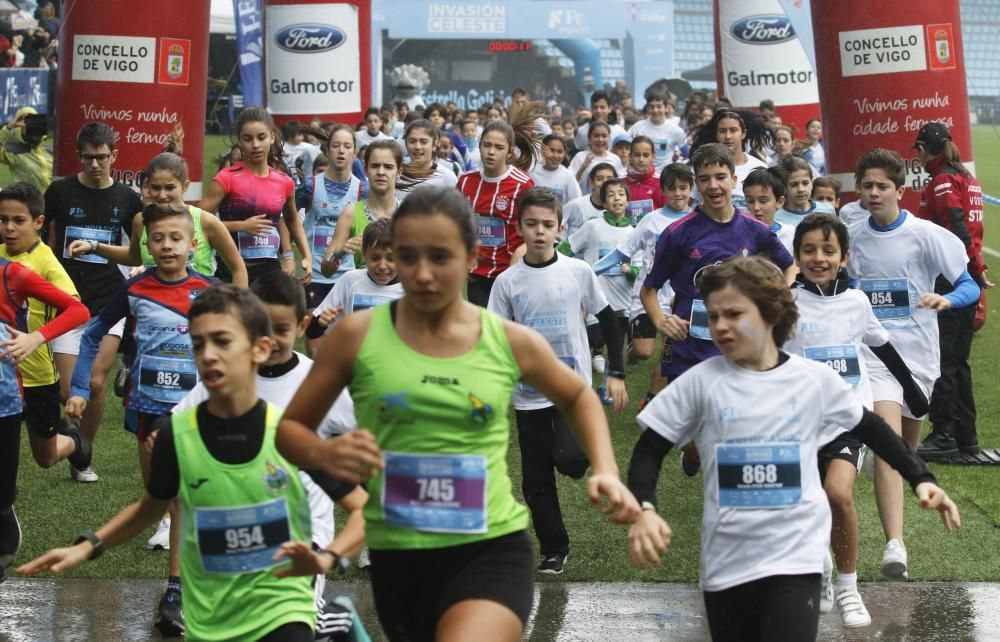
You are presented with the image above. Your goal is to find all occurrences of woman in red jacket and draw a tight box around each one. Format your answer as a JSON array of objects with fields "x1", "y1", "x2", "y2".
[{"x1": 913, "y1": 122, "x2": 991, "y2": 457}]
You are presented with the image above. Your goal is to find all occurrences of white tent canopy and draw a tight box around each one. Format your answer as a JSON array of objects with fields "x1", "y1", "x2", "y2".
[{"x1": 210, "y1": 0, "x2": 235, "y2": 35}]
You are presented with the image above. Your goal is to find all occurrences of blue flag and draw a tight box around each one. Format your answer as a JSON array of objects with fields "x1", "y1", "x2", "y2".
[
  {"x1": 777, "y1": 0, "x2": 816, "y2": 71},
  {"x1": 233, "y1": 0, "x2": 264, "y2": 106}
]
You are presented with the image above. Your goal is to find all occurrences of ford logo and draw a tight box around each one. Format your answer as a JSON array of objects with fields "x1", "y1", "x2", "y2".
[
  {"x1": 731, "y1": 15, "x2": 796, "y2": 45},
  {"x1": 275, "y1": 23, "x2": 346, "y2": 53}
]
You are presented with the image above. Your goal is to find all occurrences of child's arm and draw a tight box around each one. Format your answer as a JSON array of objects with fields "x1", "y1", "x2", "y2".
[
  {"x1": 202, "y1": 211, "x2": 248, "y2": 287},
  {"x1": 16, "y1": 492, "x2": 172, "y2": 575},
  {"x1": 918, "y1": 269, "x2": 979, "y2": 311},
  {"x1": 868, "y1": 341, "x2": 929, "y2": 417},
  {"x1": 0, "y1": 262, "x2": 90, "y2": 363},
  {"x1": 282, "y1": 196, "x2": 313, "y2": 284},
  {"x1": 66, "y1": 285, "x2": 129, "y2": 419},
  {"x1": 321, "y1": 202, "x2": 359, "y2": 277}
]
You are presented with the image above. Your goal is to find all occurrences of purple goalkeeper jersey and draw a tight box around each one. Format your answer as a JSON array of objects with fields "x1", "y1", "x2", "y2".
[{"x1": 643, "y1": 206, "x2": 793, "y2": 376}]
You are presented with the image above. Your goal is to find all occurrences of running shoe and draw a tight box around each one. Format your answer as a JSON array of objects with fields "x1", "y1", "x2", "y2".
[
  {"x1": 820, "y1": 564, "x2": 834, "y2": 614},
  {"x1": 591, "y1": 354, "x2": 606, "y2": 375},
  {"x1": 70, "y1": 465, "x2": 99, "y2": 483},
  {"x1": 154, "y1": 589, "x2": 184, "y2": 638},
  {"x1": 681, "y1": 450, "x2": 701, "y2": 477},
  {"x1": 0, "y1": 506, "x2": 21, "y2": 584},
  {"x1": 835, "y1": 586, "x2": 872, "y2": 628},
  {"x1": 637, "y1": 392, "x2": 655, "y2": 412},
  {"x1": 59, "y1": 419, "x2": 93, "y2": 472},
  {"x1": 334, "y1": 596, "x2": 372, "y2": 642},
  {"x1": 597, "y1": 386, "x2": 613, "y2": 406},
  {"x1": 113, "y1": 364, "x2": 129, "y2": 398},
  {"x1": 146, "y1": 517, "x2": 171, "y2": 550},
  {"x1": 357, "y1": 547, "x2": 371, "y2": 569},
  {"x1": 880, "y1": 539, "x2": 908, "y2": 581},
  {"x1": 537, "y1": 553, "x2": 566, "y2": 575}
]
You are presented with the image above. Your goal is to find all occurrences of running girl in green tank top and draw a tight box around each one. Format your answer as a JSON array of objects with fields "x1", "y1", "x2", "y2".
[
  {"x1": 277, "y1": 186, "x2": 640, "y2": 642},
  {"x1": 67, "y1": 151, "x2": 249, "y2": 287},
  {"x1": 19, "y1": 285, "x2": 341, "y2": 642},
  {"x1": 321, "y1": 139, "x2": 401, "y2": 276}
]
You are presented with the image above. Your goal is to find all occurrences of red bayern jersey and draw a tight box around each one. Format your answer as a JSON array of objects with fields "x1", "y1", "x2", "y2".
[{"x1": 458, "y1": 166, "x2": 534, "y2": 279}]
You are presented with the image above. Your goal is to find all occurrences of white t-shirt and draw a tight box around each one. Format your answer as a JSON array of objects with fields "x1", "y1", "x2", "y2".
[
  {"x1": 574, "y1": 121, "x2": 629, "y2": 152},
  {"x1": 283, "y1": 141, "x2": 322, "y2": 179},
  {"x1": 312, "y1": 268, "x2": 404, "y2": 330},
  {"x1": 772, "y1": 222, "x2": 795, "y2": 255},
  {"x1": 637, "y1": 354, "x2": 864, "y2": 592},
  {"x1": 568, "y1": 150, "x2": 625, "y2": 196},
  {"x1": 562, "y1": 194, "x2": 604, "y2": 240},
  {"x1": 775, "y1": 201, "x2": 837, "y2": 229},
  {"x1": 569, "y1": 216, "x2": 635, "y2": 314},
  {"x1": 785, "y1": 286, "x2": 890, "y2": 409},
  {"x1": 618, "y1": 206, "x2": 690, "y2": 319},
  {"x1": 628, "y1": 119, "x2": 686, "y2": 172},
  {"x1": 530, "y1": 165, "x2": 582, "y2": 204},
  {"x1": 488, "y1": 254, "x2": 608, "y2": 410},
  {"x1": 846, "y1": 211, "x2": 967, "y2": 387},
  {"x1": 732, "y1": 154, "x2": 768, "y2": 211},
  {"x1": 355, "y1": 129, "x2": 393, "y2": 149},
  {"x1": 398, "y1": 164, "x2": 458, "y2": 200},
  {"x1": 173, "y1": 352, "x2": 356, "y2": 548},
  {"x1": 839, "y1": 200, "x2": 868, "y2": 228}
]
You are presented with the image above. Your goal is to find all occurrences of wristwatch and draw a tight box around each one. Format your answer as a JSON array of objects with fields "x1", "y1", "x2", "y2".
[
  {"x1": 74, "y1": 531, "x2": 103, "y2": 560},
  {"x1": 640, "y1": 501, "x2": 657, "y2": 513}
]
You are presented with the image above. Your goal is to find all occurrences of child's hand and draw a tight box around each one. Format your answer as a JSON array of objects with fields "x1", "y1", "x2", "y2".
[
  {"x1": 317, "y1": 306, "x2": 343, "y2": 328},
  {"x1": 65, "y1": 396, "x2": 87, "y2": 421},
  {"x1": 243, "y1": 215, "x2": 273, "y2": 236},
  {"x1": 343, "y1": 236, "x2": 363, "y2": 256},
  {"x1": 67, "y1": 240, "x2": 93, "y2": 257},
  {"x1": 619, "y1": 263, "x2": 630, "y2": 275},
  {"x1": 0, "y1": 327, "x2": 44, "y2": 363},
  {"x1": 918, "y1": 292, "x2": 951, "y2": 312}
]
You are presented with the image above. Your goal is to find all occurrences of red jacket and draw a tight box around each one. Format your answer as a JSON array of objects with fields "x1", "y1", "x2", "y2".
[
  {"x1": 917, "y1": 156, "x2": 986, "y2": 279},
  {"x1": 624, "y1": 167, "x2": 664, "y2": 222}
]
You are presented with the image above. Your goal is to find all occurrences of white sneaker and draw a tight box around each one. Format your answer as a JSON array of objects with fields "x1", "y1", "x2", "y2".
[
  {"x1": 835, "y1": 586, "x2": 872, "y2": 628},
  {"x1": 357, "y1": 547, "x2": 371, "y2": 569},
  {"x1": 146, "y1": 517, "x2": 171, "y2": 550},
  {"x1": 591, "y1": 354, "x2": 606, "y2": 374},
  {"x1": 881, "y1": 538, "x2": 908, "y2": 581},
  {"x1": 70, "y1": 465, "x2": 99, "y2": 483},
  {"x1": 820, "y1": 565, "x2": 834, "y2": 614}
]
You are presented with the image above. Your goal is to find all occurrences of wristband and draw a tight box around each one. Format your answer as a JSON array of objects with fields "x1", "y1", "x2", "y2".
[
  {"x1": 317, "y1": 548, "x2": 349, "y2": 573},
  {"x1": 281, "y1": 251, "x2": 294, "y2": 261},
  {"x1": 85, "y1": 239, "x2": 98, "y2": 255},
  {"x1": 608, "y1": 369, "x2": 626, "y2": 379},
  {"x1": 640, "y1": 501, "x2": 657, "y2": 513},
  {"x1": 74, "y1": 531, "x2": 103, "y2": 560}
]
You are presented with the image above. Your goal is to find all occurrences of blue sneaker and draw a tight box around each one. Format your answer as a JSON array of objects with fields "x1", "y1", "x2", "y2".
[{"x1": 597, "y1": 386, "x2": 613, "y2": 406}]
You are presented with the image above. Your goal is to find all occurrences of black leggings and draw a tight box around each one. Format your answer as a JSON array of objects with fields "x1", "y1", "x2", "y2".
[
  {"x1": 0, "y1": 413, "x2": 21, "y2": 508},
  {"x1": 703, "y1": 573, "x2": 821, "y2": 642},
  {"x1": 256, "y1": 622, "x2": 313, "y2": 642},
  {"x1": 587, "y1": 316, "x2": 628, "y2": 354}
]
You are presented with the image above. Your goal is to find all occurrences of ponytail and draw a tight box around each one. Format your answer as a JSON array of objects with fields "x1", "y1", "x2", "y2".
[
  {"x1": 939, "y1": 139, "x2": 970, "y2": 179},
  {"x1": 504, "y1": 100, "x2": 544, "y2": 171}
]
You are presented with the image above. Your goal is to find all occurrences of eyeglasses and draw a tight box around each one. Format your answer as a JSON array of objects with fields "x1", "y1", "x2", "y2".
[{"x1": 79, "y1": 153, "x2": 112, "y2": 164}]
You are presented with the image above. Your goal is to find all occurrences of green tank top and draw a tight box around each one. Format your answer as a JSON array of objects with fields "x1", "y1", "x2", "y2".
[
  {"x1": 141, "y1": 205, "x2": 214, "y2": 275},
  {"x1": 352, "y1": 303, "x2": 528, "y2": 550},
  {"x1": 349, "y1": 201, "x2": 368, "y2": 267},
  {"x1": 174, "y1": 402, "x2": 316, "y2": 641}
]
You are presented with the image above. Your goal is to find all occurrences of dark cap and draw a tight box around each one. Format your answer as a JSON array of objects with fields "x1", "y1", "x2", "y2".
[{"x1": 913, "y1": 122, "x2": 951, "y2": 153}]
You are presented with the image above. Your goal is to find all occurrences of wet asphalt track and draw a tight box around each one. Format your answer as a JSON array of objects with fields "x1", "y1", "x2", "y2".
[{"x1": 2, "y1": 579, "x2": 999, "y2": 641}]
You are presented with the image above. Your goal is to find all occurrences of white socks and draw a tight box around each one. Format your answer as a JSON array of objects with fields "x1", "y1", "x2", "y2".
[{"x1": 835, "y1": 571, "x2": 858, "y2": 592}]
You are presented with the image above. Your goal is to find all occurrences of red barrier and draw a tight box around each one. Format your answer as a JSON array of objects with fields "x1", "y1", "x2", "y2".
[
  {"x1": 811, "y1": 0, "x2": 972, "y2": 211},
  {"x1": 55, "y1": 0, "x2": 210, "y2": 200},
  {"x1": 265, "y1": 0, "x2": 371, "y2": 127}
]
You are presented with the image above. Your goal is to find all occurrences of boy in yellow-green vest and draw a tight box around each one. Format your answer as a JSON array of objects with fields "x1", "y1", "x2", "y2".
[{"x1": 18, "y1": 284, "x2": 344, "y2": 642}]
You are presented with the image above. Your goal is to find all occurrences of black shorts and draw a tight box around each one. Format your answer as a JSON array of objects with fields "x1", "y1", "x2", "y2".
[
  {"x1": 305, "y1": 282, "x2": 334, "y2": 309},
  {"x1": 819, "y1": 431, "x2": 866, "y2": 478},
  {"x1": 124, "y1": 409, "x2": 164, "y2": 442},
  {"x1": 629, "y1": 314, "x2": 657, "y2": 341},
  {"x1": 22, "y1": 383, "x2": 60, "y2": 439},
  {"x1": 704, "y1": 573, "x2": 821, "y2": 642},
  {"x1": 217, "y1": 258, "x2": 281, "y2": 286},
  {"x1": 369, "y1": 530, "x2": 534, "y2": 642}
]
